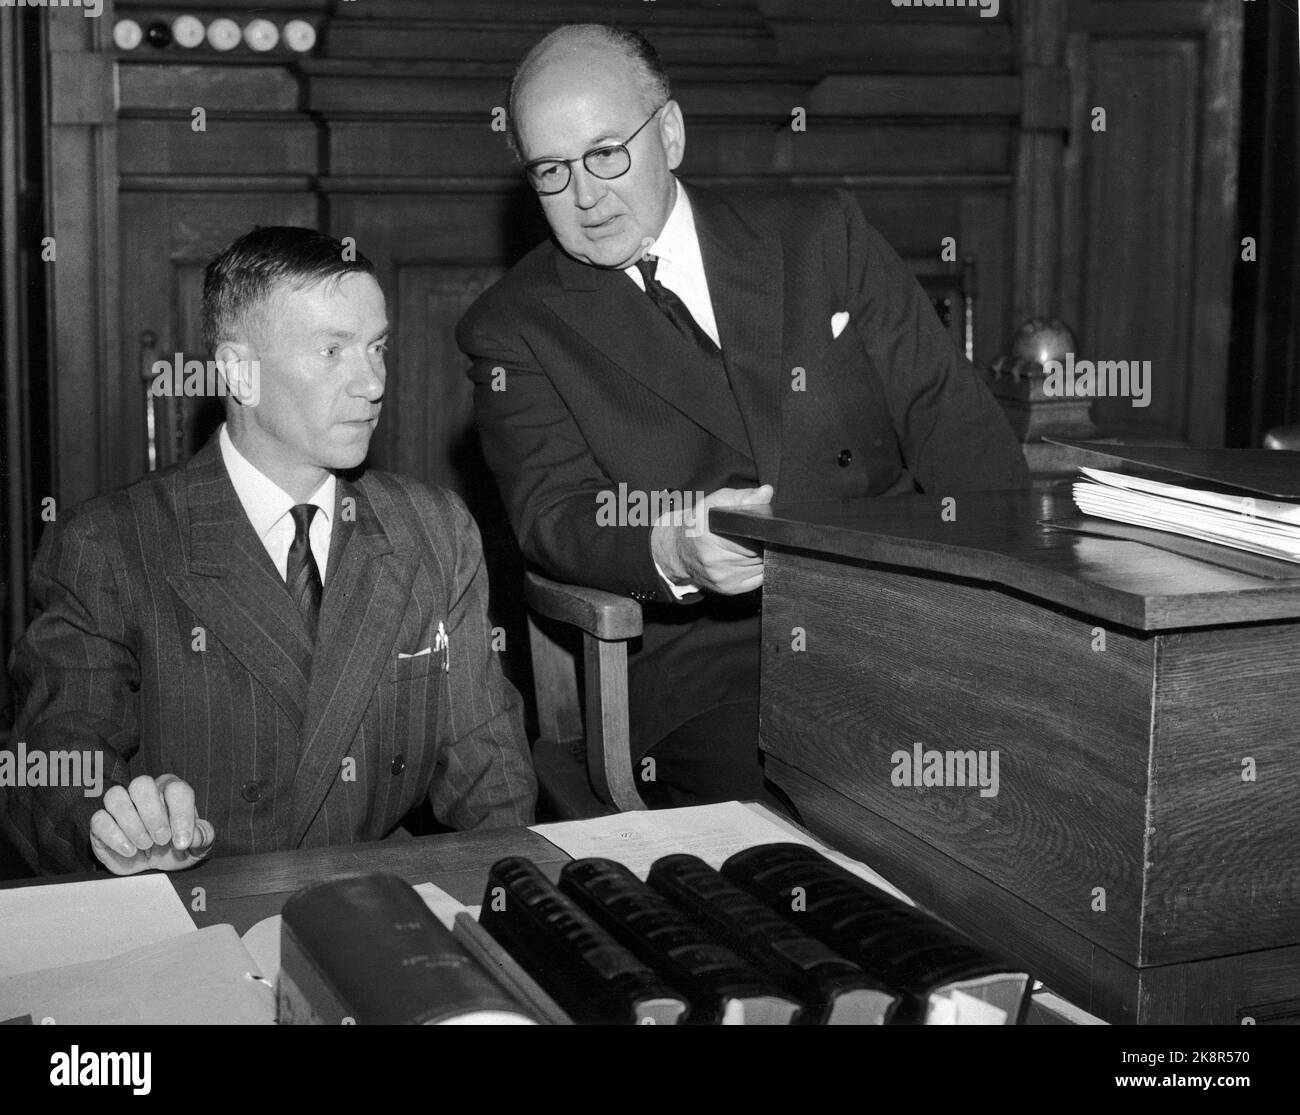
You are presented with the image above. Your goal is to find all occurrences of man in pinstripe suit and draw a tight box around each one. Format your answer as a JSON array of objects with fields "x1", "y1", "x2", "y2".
[{"x1": 2, "y1": 227, "x2": 536, "y2": 876}]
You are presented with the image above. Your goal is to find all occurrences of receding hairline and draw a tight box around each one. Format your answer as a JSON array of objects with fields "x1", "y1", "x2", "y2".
[{"x1": 508, "y1": 24, "x2": 668, "y2": 153}]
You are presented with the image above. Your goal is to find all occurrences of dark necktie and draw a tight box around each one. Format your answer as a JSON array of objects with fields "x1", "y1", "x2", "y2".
[
  {"x1": 635, "y1": 255, "x2": 721, "y2": 361},
  {"x1": 286, "y1": 504, "x2": 322, "y2": 640}
]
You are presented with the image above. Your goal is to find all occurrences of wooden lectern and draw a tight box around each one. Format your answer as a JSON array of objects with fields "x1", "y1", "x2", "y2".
[{"x1": 714, "y1": 489, "x2": 1300, "y2": 1025}]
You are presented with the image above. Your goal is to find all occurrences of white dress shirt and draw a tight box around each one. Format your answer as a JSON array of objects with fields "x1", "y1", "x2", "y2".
[
  {"x1": 219, "y1": 424, "x2": 335, "y2": 584},
  {"x1": 625, "y1": 180, "x2": 723, "y2": 598},
  {"x1": 623, "y1": 178, "x2": 721, "y2": 348}
]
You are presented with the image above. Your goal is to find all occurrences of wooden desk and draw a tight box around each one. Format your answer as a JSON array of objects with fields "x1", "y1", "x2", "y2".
[
  {"x1": 176, "y1": 827, "x2": 571, "y2": 935},
  {"x1": 714, "y1": 489, "x2": 1300, "y2": 1025}
]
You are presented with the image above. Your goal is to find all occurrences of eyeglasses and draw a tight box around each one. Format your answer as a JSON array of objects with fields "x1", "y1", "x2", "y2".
[{"x1": 523, "y1": 105, "x2": 665, "y2": 196}]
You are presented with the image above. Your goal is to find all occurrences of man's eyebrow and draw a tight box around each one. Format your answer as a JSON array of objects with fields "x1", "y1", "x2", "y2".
[
  {"x1": 529, "y1": 133, "x2": 624, "y2": 162},
  {"x1": 312, "y1": 323, "x2": 390, "y2": 342}
]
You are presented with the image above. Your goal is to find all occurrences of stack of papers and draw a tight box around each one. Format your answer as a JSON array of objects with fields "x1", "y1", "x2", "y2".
[{"x1": 1073, "y1": 467, "x2": 1300, "y2": 564}]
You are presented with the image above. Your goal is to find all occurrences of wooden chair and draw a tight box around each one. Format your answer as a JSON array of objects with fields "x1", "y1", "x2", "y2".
[{"x1": 524, "y1": 571, "x2": 649, "y2": 818}]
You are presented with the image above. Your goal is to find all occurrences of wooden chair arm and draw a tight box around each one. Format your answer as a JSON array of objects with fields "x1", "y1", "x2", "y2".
[
  {"x1": 524, "y1": 570, "x2": 647, "y2": 813},
  {"x1": 524, "y1": 570, "x2": 644, "y2": 641}
]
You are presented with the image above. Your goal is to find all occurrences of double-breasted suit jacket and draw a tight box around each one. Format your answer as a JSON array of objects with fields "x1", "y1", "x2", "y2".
[
  {"x1": 3, "y1": 438, "x2": 536, "y2": 874},
  {"x1": 459, "y1": 184, "x2": 1028, "y2": 753}
]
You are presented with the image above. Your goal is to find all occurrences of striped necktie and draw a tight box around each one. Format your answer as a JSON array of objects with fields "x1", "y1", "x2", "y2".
[{"x1": 286, "y1": 504, "x2": 322, "y2": 640}]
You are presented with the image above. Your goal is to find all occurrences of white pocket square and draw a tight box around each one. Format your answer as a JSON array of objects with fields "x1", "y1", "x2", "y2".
[
  {"x1": 397, "y1": 647, "x2": 431, "y2": 659},
  {"x1": 831, "y1": 311, "x2": 850, "y2": 339}
]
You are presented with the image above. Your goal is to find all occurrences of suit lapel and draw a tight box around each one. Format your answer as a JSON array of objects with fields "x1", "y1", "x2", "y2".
[
  {"x1": 166, "y1": 439, "x2": 313, "y2": 729},
  {"x1": 289, "y1": 476, "x2": 416, "y2": 846},
  {"x1": 543, "y1": 247, "x2": 753, "y2": 460},
  {"x1": 691, "y1": 185, "x2": 786, "y2": 491}
]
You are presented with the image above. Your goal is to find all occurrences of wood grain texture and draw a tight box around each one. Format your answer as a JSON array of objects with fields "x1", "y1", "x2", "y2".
[
  {"x1": 766, "y1": 758, "x2": 1141, "y2": 1022},
  {"x1": 760, "y1": 547, "x2": 1153, "y2": 961},
  {"x1": 713, "y1": 493, "x2": 1300, "y2": 629},
  {"x1": 1144, "y1": 624, "x2": 1300, "y2": 963},
  {"x1": 770, "y1": 756, "x2": 1300, "y2": 1025}
]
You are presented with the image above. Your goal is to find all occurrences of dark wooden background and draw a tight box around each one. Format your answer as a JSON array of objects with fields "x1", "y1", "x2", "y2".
[{"x1": 1, "y1": 0, "x2": 1248, "y2": 745}]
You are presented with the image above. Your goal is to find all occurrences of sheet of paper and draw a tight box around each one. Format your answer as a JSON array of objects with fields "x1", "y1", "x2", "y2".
[
  {"x1": 412, "y1": 881, "x2": 481, "y2": 930},
  {"x1": 531, "y1": 801, "x2": 913, "y2": 903},
  {"x1": 238, "y1": 882, "x2": 482, "y2": 988},
  {"x1": 1081, "y1": 467, "x2": 1300, "y2": 525},
  {"x1": 0, "y1": 874, "x2": 197, "y2": 978},
  {"x1": 0, "y1": 924, "x2": 274, "y2": 1025}
]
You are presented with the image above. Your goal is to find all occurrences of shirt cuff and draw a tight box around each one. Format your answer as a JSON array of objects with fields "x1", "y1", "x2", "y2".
[{"x1": 653, "y1": 556, "x2": 701, "y2": 600}]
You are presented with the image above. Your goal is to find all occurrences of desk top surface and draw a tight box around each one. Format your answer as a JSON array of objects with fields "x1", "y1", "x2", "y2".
[{"x1": 712, "y1": 487, "x2": 1300, "y2": 631}]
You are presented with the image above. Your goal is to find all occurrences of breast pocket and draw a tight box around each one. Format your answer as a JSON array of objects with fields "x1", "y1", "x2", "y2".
[{"x1": 389, "y1": 652, "x2": 435, "y2": 684}]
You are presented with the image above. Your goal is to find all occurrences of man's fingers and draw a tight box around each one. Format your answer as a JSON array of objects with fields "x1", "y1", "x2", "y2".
[
  {"x1": 128, "y1": 775, "x2": 172, "y2": 847},
  {"x1": 710, "y1": 534, "x2": 761, "y2": 558},
  {"x1": 90, "y1": 807, "x2": 140, "y2": 859},
  {"x1": 704, "y1": 484, "x2": 773, "y2": 509},
  {"x1": 102, "y1": 784, "x2": 155, "y2": 852},
  {"x1": 89, "y1": 831, "x2": 145, "y2": 876},
  {"x1": 733, "y1": 484, "x2": 774, "y2": 506},
  {"x1": 159, "y1": 777, "x2": 198, "y2": 850},
  {"x1": 186, "y1": 819, "x2": 216, "y2": 859}
]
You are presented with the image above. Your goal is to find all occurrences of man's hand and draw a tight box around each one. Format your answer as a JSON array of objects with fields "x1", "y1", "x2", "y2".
[
  {"x1": 651, "y1": 484, "x2": 774, "y2": 595},
  {"x1": 89, "y1": 774, "x2": 215, "y2": 875}
]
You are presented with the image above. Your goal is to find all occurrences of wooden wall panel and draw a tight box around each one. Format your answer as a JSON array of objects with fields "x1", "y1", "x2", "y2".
[{"x1": 1077, "y1": 40, "x2": 1198, "y2": 440}]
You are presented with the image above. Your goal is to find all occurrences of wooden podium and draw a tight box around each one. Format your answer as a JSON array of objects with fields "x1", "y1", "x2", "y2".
[{"x1": 714, "y1": 489, "x2": 1300, "y2": 1025}]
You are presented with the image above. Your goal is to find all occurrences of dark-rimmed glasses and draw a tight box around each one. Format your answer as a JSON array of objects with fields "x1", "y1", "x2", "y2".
[{"x1": 523, "y1": 105, "x2": 665, "y2": 196}]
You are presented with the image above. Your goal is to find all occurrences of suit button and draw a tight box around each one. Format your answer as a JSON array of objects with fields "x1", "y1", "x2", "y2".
[
  {"x1": 391, "y1": 754, "x2": 406, "y2": 776},
  {"x1": 837, "y1": 448, "x2": 853, "y2": 468},
  {"x1": 241, "y1": 781, "x2": 262, "y2": 804}
]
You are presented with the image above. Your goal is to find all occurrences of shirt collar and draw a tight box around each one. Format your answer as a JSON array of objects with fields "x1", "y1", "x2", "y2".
[
  {"x1": 218, "y1": 424, "x2": 335, "y2": 543},
  {"x1": 629, "y1": 178, "x2": 697, "y2": 272}
]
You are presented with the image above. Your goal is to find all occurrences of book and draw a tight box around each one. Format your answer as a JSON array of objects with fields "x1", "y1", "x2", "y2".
[
  {"x1": 1072, "y1": 466, "x2": 1300, "y2": 565},
  {"x1": 721, "y1": 844, "x2": 1032, "y2": 1025},
  {"x1": 478, "y1": 855, "x2": 688, "y2": 1025},
  {"x1": 278, "y1": 872, "x2": 542, "y2": 1025},
  {"x1": 646, "y1": 853, "x2": 900, "y2": 1024},
  {"x1": 559, "y1": 857, "x2": 802, "y2": 1025}
]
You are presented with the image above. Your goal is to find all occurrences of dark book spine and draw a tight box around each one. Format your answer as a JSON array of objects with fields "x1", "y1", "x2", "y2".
[
  {"x1": 478, "y1": 856, "x2": 688, "y2": 1025},
  {"x1": 647, "y1": 852, "x2": 900, "y2": 1025},
  {"x1": 559, "y1": 857, "x2": 801, "y2": 1025},
  {"x1": 721, "y1": 843, "x2": 1031, "y2": 1023}
]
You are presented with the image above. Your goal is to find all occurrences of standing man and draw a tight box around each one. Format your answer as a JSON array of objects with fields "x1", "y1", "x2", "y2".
[
  {"x1": 458, "y1": 25, "x2": 1027, "y2": 807},
  {"x1": 4, "y1": 226, "x2": 535, "y2": 875}
]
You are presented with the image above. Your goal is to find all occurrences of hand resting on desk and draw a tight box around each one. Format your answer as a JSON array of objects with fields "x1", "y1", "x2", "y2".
[
  {"x1": 651, "y1": 485, "x2": 773, "y2": 596},
  {"x1": 89, "y1": 773, "x2": 215, "y2": 875}
]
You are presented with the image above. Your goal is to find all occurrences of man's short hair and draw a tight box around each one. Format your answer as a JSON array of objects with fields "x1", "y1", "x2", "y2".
[
  {"x1": 506, "y1": 24, "x2": 671, "y2": 160},
  {"x1": 201, "y1": 226, "x2": 375, "y2": 353}
]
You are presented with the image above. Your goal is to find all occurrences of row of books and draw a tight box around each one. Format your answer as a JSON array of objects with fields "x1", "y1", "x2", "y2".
[{"x1": 279, "y1": 842, "x2": 1032, "y2": 1025}]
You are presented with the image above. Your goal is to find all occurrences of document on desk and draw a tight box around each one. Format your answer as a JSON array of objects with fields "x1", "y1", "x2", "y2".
[
  {"x1": 0, "y1": 924, "x2": 274, "y2": 1025},
  {"x1": 532, "y1": 801, "x2": 913, "y2": 904},
  {"x1": 0, "y1": 873, "x2": 197, "y2": 979}
]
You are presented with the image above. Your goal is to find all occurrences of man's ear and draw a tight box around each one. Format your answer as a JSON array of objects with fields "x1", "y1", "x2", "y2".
[
  {"x1": 659, "y1": 99, "x2": 685, "y2": 171},
  {"x1": 214, "y1": 340, "x2": 260, "y2": 408}
]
